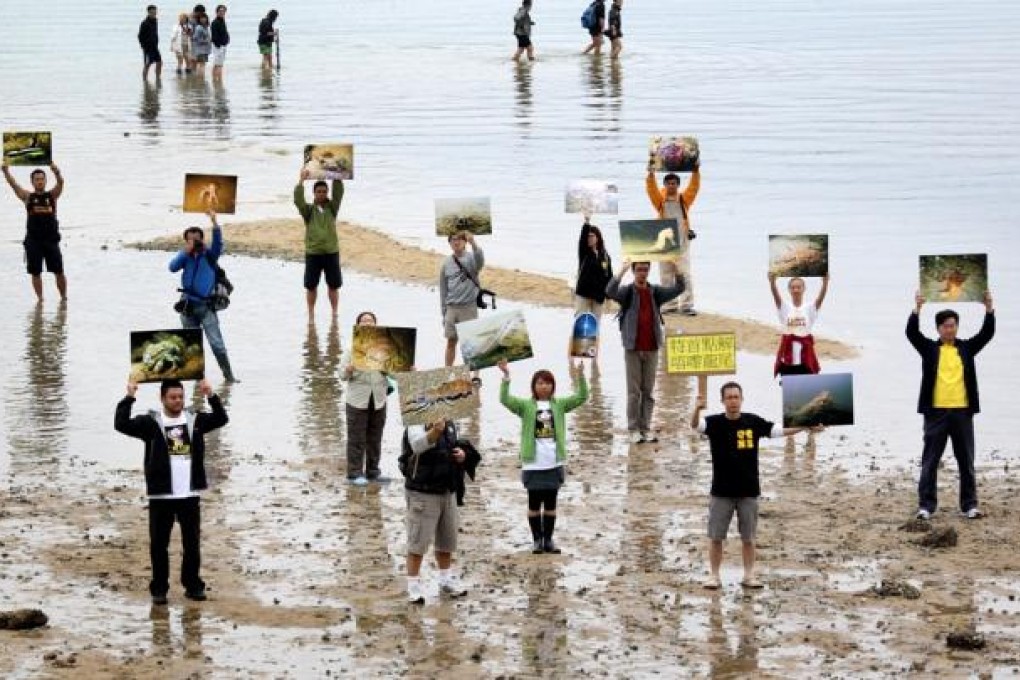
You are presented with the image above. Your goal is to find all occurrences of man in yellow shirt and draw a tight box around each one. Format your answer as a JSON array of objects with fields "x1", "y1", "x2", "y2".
[{"x1": 906, "y1": 290, "x2": 995, "y2": 521}]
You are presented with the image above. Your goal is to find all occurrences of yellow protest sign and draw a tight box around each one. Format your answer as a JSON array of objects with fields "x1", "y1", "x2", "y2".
[{"x1": 665, "y1": 332, "x2": 737, "y2": 376}]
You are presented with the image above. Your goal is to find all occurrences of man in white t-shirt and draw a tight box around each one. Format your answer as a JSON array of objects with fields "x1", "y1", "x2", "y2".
[
  {"x1": 115, "y1": 377, "x2": 229, "y2": 605},
  {"x1": 769, "y1": 273, "x2": 829, "y2": 376}
]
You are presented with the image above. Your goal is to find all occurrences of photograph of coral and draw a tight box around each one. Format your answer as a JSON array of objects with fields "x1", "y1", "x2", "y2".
[
  {"x1": 768, "y1": 234, "x2": 829, "y2": 278},
  {"x1": 456, "y1": 309, "x2": 533, "y2": 370},
  {"x1": 396, "y1": 366, "x2": 479, "y2": 427},
  {"x1": 565, "y1": 180, "x2": 619, "y2": 215},
  {"x1": 129, "y1": 329, "x2": 205, "y2": 383},
  {"x1": 435, "y1": 197, "x2": 492, "y2": 236},
  {"x1": 648, "y1": 135, "x2": 699, "y2": 173},
  {"x1": 782, "y1": 373, "x2": 854, "y2": 428},
  {"x1": 351, "y1": 325, "x2": 416, "y2": 373},
  {"x1": 919, "y1": 254, "x2": 988, "y2": 304}
]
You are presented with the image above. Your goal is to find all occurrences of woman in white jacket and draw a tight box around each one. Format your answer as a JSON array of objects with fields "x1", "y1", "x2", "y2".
[{"x1": 169, "y1": 13, "x2": 192, "y2": 74}]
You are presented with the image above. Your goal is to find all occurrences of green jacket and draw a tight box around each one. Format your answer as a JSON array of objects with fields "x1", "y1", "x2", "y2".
[
  {"x1": 499, "y1": 372, "x2": 588, "y2": 464},
  {"x1": 294, "y1": 180, "x2": 343, "y2": 255}
]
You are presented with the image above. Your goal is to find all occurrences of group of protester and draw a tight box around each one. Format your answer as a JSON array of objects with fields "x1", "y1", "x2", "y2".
[
  {"x1": 513, "y1": 0, "x2": 624, "y2": 62},
  {"x1": 139, "y1": 4, "x2": 280, "y2": 81}
]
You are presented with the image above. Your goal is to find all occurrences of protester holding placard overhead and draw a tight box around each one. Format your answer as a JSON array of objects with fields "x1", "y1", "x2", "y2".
[
  {"x1": 498, "y1": 358, "x2": 588, "y2": 554},
  {"x1": 690, "y1": 382, "x2": 821, "y2": 590},
  {"x1": 606, "y1": 259, "x2": 684, "y2": 444},
  {"x1": 770, "y1": 272, "x2": 829, "y2": 376},
  {"x1": 646, "y1": 155, "x2": 700, "y2": 315},
  {"x1": 574, "y1": 218, "x2": 613, "y2": 314},
  {"x1": 2, "y1": 160, "x2": 67, "y2": 302},
  {"x1": 295, "y1": 168, "x2": 344, "y2": 320},
  {"x1": 907, "y1": 290, "x2": 995, "y2": 521}
]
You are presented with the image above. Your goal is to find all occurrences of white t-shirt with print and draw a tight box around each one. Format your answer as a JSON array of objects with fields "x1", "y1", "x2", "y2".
[
  {"x1": 149, "y1": 413, "x2": 199, "y2": 500},
  {"x1": 778, "y1": 301, "x2": 818, "y2": 365},
  {"x1": 524, "y1": 401, "x2": 559, "y2": 471}
]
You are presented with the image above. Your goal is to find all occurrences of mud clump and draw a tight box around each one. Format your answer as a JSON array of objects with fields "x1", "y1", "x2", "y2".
[
  {"x1": 898, "y1": 518, "x2": 931, "y2": 533},
  {"x1": 0, "y1": 609, "x2": 48, "y2": 630},
  {"x1": 870, "y1": 579, "x2": 920, "y2": 599},
  {"x1": 915, "y1": 526, "x2": 958, "y2": 548},
  {"x1": 946, "y1": 630, "x2": 985, "y2": 651}
]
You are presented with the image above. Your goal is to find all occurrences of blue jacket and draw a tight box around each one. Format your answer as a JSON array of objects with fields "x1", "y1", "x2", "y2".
[
  {"x1": 169, "y1": 227, "x2": 223, "y2": 303},
  {"x1": 906, "y1": 311, "x2": 995, "y2": 415}
]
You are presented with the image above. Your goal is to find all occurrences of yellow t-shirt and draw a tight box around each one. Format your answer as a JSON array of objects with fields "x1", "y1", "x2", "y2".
[{"x1": 933, "y1": 344, "x2": 968, "y2": 409}]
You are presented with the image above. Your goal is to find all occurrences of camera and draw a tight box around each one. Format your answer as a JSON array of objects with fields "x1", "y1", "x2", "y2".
[
  {"x1": 173, "y1": 297, "x2": 192, "y2": 315},
  {"x1": 476, "y1": 289, "x2": 497, "y2": 309}
]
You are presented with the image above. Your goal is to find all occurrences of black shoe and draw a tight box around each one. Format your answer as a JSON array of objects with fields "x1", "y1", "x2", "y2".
[
  {"x1": 543, "y1": 538, "x2": 561, "y2": 554},
  {"x1": 532, "y1": 539, "x2": 544, "y2": 554},
  {"x1": 151, "y1": 594, "x2": 168, "y2": 605},
  {"x1": 184, "y1": 589, "x2": 207, "y2": 601}
]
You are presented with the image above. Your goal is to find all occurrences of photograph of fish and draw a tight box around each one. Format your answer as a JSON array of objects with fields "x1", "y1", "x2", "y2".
[
  {"x1": 302, "y1": 143, "x2": 354, "y2": 181},
  {"x1": 396, "y1": 366, "x2": 479, "y2": 427},
  {"x1": 457, "y1": 309, "x2": 534, "y2": 370},
  {"x1": 183, "y1": 173, "x2": 238, "y2": 214},
  {"x1": 3, "y1": 131, "x2": 52, "y2": 166},
  {"x1": 351, "y1": 325, "x2": 416, "y2": 373},
  {"x1": 768, "y1": 234, "x2": 829, "y2": 278},
  {"x1": 435, "y1": 197, "x2": 492, "y2": 236},
  {"x1": 619, "y1": 219, "x2": 682, "y2": 262},
  {"x1": 564, "y1": 180, "x2": 619, "y2": 215},
  {"x1": 919, "y1": 254, "x2": 988, "y2": 303},
  {"x1": 782, "y1": 373, "x2": 854, "y2": 428},
  {"x1": 648, "y1": 135, "x2": 700, "y2": 173},
  {"x1": 570, "y1": 312, "x2": 599, "y2": 359},
  {"x1": 129, "y1": 329, "x2": 205, "y2": 383}
]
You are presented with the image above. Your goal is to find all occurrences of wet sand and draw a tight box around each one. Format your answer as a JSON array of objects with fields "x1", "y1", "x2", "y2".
[
  {"x1": 2, "y1": 420, "x2": 1018, "y2": 676},
  {"x1": 130, "y1": 218, "x2": 857, "y2": 361}
]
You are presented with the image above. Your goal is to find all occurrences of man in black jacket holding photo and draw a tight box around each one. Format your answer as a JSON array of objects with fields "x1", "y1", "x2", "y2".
[
  {"x1": 115, "y1": 378, "x2": 228, "y2": 605},
  {"x1": 907, "y1": 290, "x2": 995, "y2": 521}
]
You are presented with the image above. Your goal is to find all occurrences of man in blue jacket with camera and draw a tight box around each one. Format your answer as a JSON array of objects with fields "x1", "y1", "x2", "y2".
[{"x1": 169, "y1": 208, "x2": 237, "y2": 383}]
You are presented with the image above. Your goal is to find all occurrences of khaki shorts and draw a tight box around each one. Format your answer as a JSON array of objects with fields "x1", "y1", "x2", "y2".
[
  {"x1": 443, "y1": 304, "x2": 478, "y2": 340},
  {"x1": 707, "y1": 496, "x2": 758, "y2": 542},
  {"x1": 406, "y1": 490, "x2": 459, "y2": 554},
  {"x1": 573, "y1": 296, "x2": 604, "y2": 317}
]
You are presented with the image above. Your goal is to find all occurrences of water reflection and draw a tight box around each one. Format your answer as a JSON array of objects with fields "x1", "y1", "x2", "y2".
[
  {"x1": 571, "y1": 364, "x2": 613, "y2": 454},
  {"x1": 139, "y1": 81, "x2": 162, "y2": 135},
  {"x1": 212, "y1": 79, "x2": 231, "y2": 131},
  {"x1": 708, "y1": 596, "x2": 759, "y2": 678},
  {"x1": 512, "y1": 62, "x2": 533, "y2": 131},
  {"x1": 258, "y1": 69, "x2": 280, "y2": 128},
  {"x1": 608, "y1": 59, "x2": 623, "y2": 131},
  {"x1": 521, "y1": 565, "x2": 568, "y2": 676},
  {"x1": 149, "y1": 604, "x2": 205, "y2": 660},
  {"x1": 4, "y1": 305, "x2": 68, "y2": 471},
  {"x1": 297, "y1": 320, "x2": 343, "y2": 457}
]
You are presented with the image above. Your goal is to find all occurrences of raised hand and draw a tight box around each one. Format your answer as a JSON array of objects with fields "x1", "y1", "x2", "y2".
[
  {"x1": 497, "y1": 358, "x2": 510, "y2": 379},
  {"x1": 198, "y1": 379, "x2": 213, "y2": 398},
  {"x1": 984, "y1": 290, "x2": 994, "y2": 313},
  {"x1": 914, "y1": 290, "x2": 925, "y2": 313},
  {"x1": 126, "y1": 380, "x2": 139, "y2": 397}
]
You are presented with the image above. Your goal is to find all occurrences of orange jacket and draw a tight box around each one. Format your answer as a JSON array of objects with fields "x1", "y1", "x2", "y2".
[{"x1": 645, "y1": 169, "x2": 700, "y2": 233}]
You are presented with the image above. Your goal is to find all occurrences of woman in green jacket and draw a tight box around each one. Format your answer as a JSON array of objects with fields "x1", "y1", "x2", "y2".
[{"x1": 498, "y1": 358, "x2": 588, "y2": 554}]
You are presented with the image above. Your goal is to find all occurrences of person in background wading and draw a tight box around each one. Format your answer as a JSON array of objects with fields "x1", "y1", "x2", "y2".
[
  {"x1": 498, "y1": 358, "x2": 588, "y2": 554},
  {"x1": 572, "y1": 215, "x2": 613, "y2": 362},
  {"x1": 769, "y1": 272, "x2": 829, "y2": 377},
  {"x1": 169, "y1": 208, "x2": 238, "y2": 383},
  {"x1": 340, "y1": 311, "x2": 393, "y2": 486}
]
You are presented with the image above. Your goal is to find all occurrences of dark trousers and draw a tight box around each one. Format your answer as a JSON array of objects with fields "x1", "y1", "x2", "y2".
[
  {"x1": 148, "y1": 497, "x2": 204, "y2": 596},
  {"x1": 346, "y1": 402, "x2": 387, "y2": 478},
  {"x1": 918, "y1": 409, "x2": 977, "y2": 513}
]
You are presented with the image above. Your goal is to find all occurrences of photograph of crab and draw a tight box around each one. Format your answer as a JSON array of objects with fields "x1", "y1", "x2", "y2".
[
  {"x1": 782, "y1": 372, "x2": 854, "y2": 428},
  {"x1": 919, "y1": 254, "x2": 988, "y2": 304},
  {"x1": 396, "y1": 366, "x2": 479, "y2": 427},
  {"x1": 768, "y1": 234, "x2": 829, "y2": 278},
  {"x1": 302, "y1": 143, "x2": 354, "y2": 181},
  {"x1": 129, "y1": 329, "x2": 205, "y2": 383}
]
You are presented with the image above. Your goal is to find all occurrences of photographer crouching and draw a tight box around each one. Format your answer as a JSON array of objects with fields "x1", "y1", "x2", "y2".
[{"x1": 169, "y1": 208, "x2": 238, "y2": 383}]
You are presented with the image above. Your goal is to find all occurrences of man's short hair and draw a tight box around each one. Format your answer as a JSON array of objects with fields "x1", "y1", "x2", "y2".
[
  {"x1": 147, "y1": 5, "x2": 158, "y2": 11},
  {"x1": 448, "y1": 232, "x2": 466, "y2": 243},
  {"x1": 935, "y1": 310, "x2": 959, "y2": 327},
  {"x1": 312, "y1": 180, "x2": 328, "y2": 192},
  {"x1": 160, "y1": 379, "x2": 184, "y2": 398},
  {"x1": 663, "y1": 173, "x2": 680, "y2": 184},
  {"x1": 720, "y1": 381, "x2": 743, "y2": 399},
  {"x1": 216, "y1": 4, "x2": 226, "y2": 11},
  {"x1": 30, "y1": 169, "x2": 46, "y2": 181},
  {"x1": 631, "y1": 261, "x2": 651, "y2": 271},
  {"x1": 267, "y1": 9, "x2": 278, "y2": 20},
  {"x1": 183, "y1": 226, "x2": 205, "y2": 240},
  {"x1": 194, "y1": 4, "x2": 206, "y2": 12}
]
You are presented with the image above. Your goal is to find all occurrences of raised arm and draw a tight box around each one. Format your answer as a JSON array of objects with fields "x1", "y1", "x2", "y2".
[
  {"x1": 329, "y1": 179, "x2": 344, "y2": 214},
  {"x1": 682, "y1": 166, "x2": 701, "y2": 208},
  {"x1": 498, "y1": 359, "x2": 528, "y2": 415},
  {"x1": 50, "y1": 164, "x2": 64, "y2": 201},
  {"x1": 814, "y1": 272, "x2": 829, "y2": 310},
  {"x1": 559, "y1": 364, "x2": 589, "y2": 412},
  {"x1": 690, "y1": 393, "x2": 706, "y2": 431},
  {"x1": 293, "y1": 173, "x2": 310, "y2": 217},
  {"x1": 578, "y1": 220, "x2": 592, "y2": 265},
  {"x1": 114, "y1": 383, "x2": 153, "y2": 440},
  {"x1": 439, "y1": 260, "x2": 448, "y2": 316},
  {"x1": 2, "y1": 164, "x2": 29, "y2": 202},
  {"x1": 207, "y1": 210, "x2": 223, "y2": 259},
  {"x1": 468, "y1": 233, "x2": 485, "y2": 271},
  {"x1": 905, "y1": 292, "x2": 927, "y2": 353},
  {"x1": 768, "y1": 272, "x2": 782, "y2": 309},
  {"x1": 968, "y1": 291, "x2": 996, "y2": 355},
  {"x1": 645, "y1": 169, "x2": 663, "y2": 214}
]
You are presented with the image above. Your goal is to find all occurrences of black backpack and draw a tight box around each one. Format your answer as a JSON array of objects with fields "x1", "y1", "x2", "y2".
[{"x1": 208, "y1": 260, "x2": 234, "y2": 311}]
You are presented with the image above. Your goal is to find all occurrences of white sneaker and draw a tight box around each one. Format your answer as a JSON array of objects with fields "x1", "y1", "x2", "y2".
[
  {"x1": 963, "y1": 508, "x2": 984, "y2": 520},
  {"x1": 915, "y1": 509, "x2": 931, "y2": 521},
  {"x1": 439, "y1": 574, "x2": 467, "y2": 598},
  {"x1": 641, "y1": 432, "x2": 659, "y2": 443},
  {"x1": 629, "y1": 432, "x2": 645, "y2": 444},
  {"x1": 407, "y1": 579, "x2": 424, "y2": 604}
]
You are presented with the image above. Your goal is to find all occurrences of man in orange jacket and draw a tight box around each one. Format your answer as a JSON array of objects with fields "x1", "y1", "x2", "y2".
[{"x1": 646, "y1": 158, "x2": 700, "y2": 314}]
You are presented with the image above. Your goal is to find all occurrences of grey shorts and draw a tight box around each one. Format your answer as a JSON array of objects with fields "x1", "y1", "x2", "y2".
[
  {"x1": 572, "y1": 295, "x2": 604, "y2": 317},
  {"x1": 406, "y1": 490, "x2": 459, "y2": 555},
  {"x1": 443, "y1": 304, "x2": 478, "y2": 340},
  {"x1": 707, "y1": 496, "x2": 758, "y2": 542}
]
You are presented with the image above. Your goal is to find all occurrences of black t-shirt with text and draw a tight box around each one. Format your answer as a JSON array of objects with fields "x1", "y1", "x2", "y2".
[
  {"x1": 704, "y1": 413, "x2": 775, "y2": 498},
  {"x1": 26, "y1": 191, "x2": 59, "y2": 242}
]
